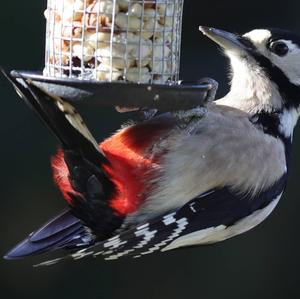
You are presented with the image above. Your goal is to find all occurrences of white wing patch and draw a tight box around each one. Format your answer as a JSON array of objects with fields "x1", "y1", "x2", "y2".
[
  {"x1": 103, "y1": 235, "x2": 127, "y2": 250},
  {"x1": 134, "y1": 224, "x2": 158, "y2": 249},
  {"x1": 101, "y1": 213, "x2": 189, "y2": 260},
  {"x1": 133, "y1": 216, "x2": 188, "y2": 258}
]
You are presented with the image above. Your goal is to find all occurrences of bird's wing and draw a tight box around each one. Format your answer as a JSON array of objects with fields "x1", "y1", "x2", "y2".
[
  {"x1": 81, "y1": 178, "x2": 285, "y2": 261},
  {"x1": 18, "y1": 175, "x2": 284, "y2": 266}
]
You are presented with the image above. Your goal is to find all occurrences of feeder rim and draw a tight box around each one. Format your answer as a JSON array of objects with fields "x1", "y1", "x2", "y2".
[
  {"x1": 10, "y1": 70, "x2": 217, "y2": 90},
  {"x1": 8, "y1": 70, "x2": 218, "y2": 111}
]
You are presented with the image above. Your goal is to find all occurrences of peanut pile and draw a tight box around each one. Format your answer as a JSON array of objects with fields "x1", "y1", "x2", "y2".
[{"x1": 44, "y1": 0, "x2": 181, "y2": 83}]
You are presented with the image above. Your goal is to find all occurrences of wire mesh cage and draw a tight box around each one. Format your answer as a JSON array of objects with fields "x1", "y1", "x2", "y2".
[{"x1": 44, "y1": 0, "x2": 184, "y2": 84}]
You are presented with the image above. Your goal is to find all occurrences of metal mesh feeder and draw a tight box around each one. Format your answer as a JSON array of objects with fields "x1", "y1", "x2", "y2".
[
  {"x1": 44, "y1": 0, "x2": 184, "y2": 84},
  {"x1": 9, "y1": 0, "x2": 218, "y2": 110}
]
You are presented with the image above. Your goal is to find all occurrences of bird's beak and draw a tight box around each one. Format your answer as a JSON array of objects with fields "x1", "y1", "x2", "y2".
[{"x1": 199, "y1": 26, "x2": 252, "y2": 54}]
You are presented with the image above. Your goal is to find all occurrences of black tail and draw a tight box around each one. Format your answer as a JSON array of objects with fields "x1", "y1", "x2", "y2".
[
  {"x1": 3, "y1": 69, "x2": 124, "y2": 257},
  {"x1": 2, "y1": 70, "x2": 105, "y2": 163},
  {"x1": 4, "y1": 210, "x2": 94, "y2": 260}
]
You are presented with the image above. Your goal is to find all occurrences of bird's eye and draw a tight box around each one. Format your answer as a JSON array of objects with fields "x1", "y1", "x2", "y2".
[{"x1": 269, "y1": 41, "x2": 289, "y2": 56}]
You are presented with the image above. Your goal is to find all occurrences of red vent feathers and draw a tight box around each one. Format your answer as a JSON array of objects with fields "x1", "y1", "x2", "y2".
[
  {"x1": 51, "y1": 150, "x2": 80, "y2": 205},
  {"x1": 52, "y1": 122, "x2": 170, "y2": 215}
]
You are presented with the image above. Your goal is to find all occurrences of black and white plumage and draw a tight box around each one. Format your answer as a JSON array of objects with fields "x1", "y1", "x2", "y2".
[{"x1": 4, "y1": 26, "x2": 300, "y2": 264}]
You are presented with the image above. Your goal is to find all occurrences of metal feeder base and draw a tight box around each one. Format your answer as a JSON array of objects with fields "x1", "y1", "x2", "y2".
[{"x1": 10, "y1": 71, "x2": 218, "y2": 112}]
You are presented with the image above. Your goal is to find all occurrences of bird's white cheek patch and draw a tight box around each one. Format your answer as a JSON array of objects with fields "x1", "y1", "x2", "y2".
[{"x1": 162, "y1": 193, "x2": 282, "y2": 251}]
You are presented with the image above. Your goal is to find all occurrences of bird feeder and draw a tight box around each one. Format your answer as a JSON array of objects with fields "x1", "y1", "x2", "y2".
[{"x1": 10, "y1": 0, "x2": 217, "y2": 111}]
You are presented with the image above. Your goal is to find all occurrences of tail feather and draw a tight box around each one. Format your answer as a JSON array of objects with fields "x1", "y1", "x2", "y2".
[
  {"x1": 29, "y1": 210, "x2": 81, "y2": 242},
  {"x1": 2, "y1": 69, "x2": 105, "y2": 164},
  {"x1": 2, "y1": 68, "x2": 123, "y2": 247},
  {"x1": 4, "y1": 210, "x2": 94, "y2": 260}
]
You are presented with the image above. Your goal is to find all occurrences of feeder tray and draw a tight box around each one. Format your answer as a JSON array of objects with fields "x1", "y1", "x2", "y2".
[
  {"x1": 9, "y1": 1, "x2": 219, "y2": 112},
  {"x1": 10, "y1": 70, "x2": 218, "y2": 111}
]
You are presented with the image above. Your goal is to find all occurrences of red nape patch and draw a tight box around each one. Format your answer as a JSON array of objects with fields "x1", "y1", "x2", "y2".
[
  {"x1": 51, "y1": 150, "x2": 79, "y2": 205},
  {"x1": 101, "y1": 124, "x2": 167, "y2": 215}
]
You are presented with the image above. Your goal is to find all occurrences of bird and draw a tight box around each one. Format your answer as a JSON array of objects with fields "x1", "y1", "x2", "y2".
[{"x1": 3, "y1": 26, "x2": 300, "y2": 265}]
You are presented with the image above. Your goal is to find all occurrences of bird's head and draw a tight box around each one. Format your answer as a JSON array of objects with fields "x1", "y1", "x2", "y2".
[
  {"x1": 200, "y1": 26, "x2": 300, "y2": 111},
  {"x1": 200, "y1": 26, "x2": 300, "y2": 138}
]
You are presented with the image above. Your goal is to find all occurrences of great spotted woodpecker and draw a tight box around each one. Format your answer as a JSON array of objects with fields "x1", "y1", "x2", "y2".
[{"x1": 4, "y1": 26, "x2": 300, "y2": 264}]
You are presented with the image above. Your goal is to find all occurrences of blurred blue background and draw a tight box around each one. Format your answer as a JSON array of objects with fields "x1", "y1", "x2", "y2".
[{"x1": 1, "y1": 1, "x2": 300, "y2": 298}]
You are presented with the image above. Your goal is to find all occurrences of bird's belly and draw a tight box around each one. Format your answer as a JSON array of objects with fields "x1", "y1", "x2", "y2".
[{"x1": 162, "y1": 192, "x2": 282, "y2": 251}]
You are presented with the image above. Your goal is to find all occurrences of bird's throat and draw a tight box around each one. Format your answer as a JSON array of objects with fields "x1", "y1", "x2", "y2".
[{"x1": 225, "y1": 55, "x2": 283, "y2": 113}]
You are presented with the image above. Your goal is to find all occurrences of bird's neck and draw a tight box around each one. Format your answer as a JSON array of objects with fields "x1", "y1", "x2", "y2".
[
  {"x1": 249, "y1": 109, "x2": 296, "y2": 140},
  {"x1": 216, "y1": 55, "x2": 300, "y2": 169},
  {"x1": 218, "y1": 82, "x2": 299, "y2": 144},
  {"x1": 218, "y1": 55, "x2": 284, "y2": 114},
  {"x1": 218, "y1": 95, "x2": 298, "y2": 170},
  {"x1": 250, "y1": 109, "x2": 296, "y2": 170}
]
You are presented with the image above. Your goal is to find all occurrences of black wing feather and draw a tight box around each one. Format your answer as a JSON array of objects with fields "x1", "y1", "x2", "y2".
[
  {"x1": 29, "y1": 175, "x2": 286, "y2": 265},
  {"x1": 77, "y1": 175, "x2": 287, "y2": 260},
  {"x1": 5, "y1": 175, "x2": 286, "y2": 265}
]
